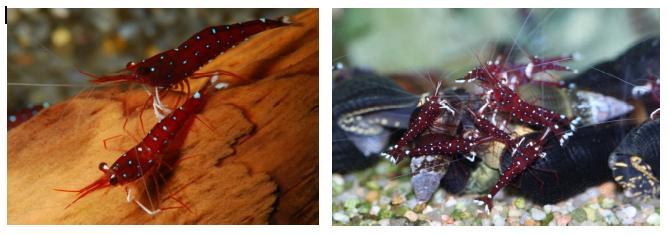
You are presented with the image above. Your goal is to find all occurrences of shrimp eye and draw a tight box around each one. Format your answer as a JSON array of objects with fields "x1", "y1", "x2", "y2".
[
  {"x1": 109, "y1": 174, "x2": 118, "y2": 185},
  {"x1": 98, "y1": 162, "x2": 110, "y2": 171},
  {"x1": 126, "y1": 61, "x2": 136, "y2": 69}
]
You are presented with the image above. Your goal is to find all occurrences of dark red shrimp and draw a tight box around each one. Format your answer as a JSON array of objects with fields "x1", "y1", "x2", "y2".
[
  {"x1": 8, "y1": 102, "x2": 49, "y2": 130},
  {"x1": 487, "y1": 83, "x2": 580, "y2": 145},
  {"x1": 55, "y1": 76, "x2": 224, "y2": 215},
  {"x1": 474, "y1": 133, "x2": 548, "y2": 213},
  {"x1": 381, "y1": 82, "x2": 455, "y2": 164},
  {"x1": 458, "y1": 54, "x2": 575, "y2": 91},
  {"x1": 82, "y1": 17, "x2": 291, "y2": 89},
  {"x1": 464, "y1": 106, "x2": 513, "y2": 147},
  {"x1": 461, "y1": 58, "x2": 579, "y2": 146},
  {"x1": 407, "y1": 134, "x2": 491, "y2": 162}
]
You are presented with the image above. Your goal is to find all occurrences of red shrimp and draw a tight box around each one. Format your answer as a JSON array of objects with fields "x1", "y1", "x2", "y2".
[
  {"x1": 55, "y1": 75, "x2": 224, "y2": 215},
  {"x1": 459, "y1": 58, "x2": 580, "y2": 146},
  {"x1": 407, "y1": 134, "x2": 491, "y2": 162},
  {"x1": 474, "y1": 133, "x2": 548, "y2": 213},
  {"x1": 458, "y1": 54, "x2": 575, "y2": 91},
  {"x1": 381, "y1": 81, "x2": 455, "y2": 164},
  {"x1": 81, "y1": 17, "x2": 290, "y2": 120},
  {"x1": 82, "y1": 17, "x2": 290, "y2": 88},
  {"x1": 487, "y1": 83, "x2": 580, "y2": 145},
  {"x1": 464, "y1": 106, "x2": 513, "y2": 147}
]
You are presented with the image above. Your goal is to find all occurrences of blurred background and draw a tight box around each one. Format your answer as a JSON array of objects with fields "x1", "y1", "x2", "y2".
[
  {"x1": 333, "y1": 9, "x2": 659, "y2": 76},
  {"x1": 7, "y1": 8, "x2": 302, "y2": 111}
]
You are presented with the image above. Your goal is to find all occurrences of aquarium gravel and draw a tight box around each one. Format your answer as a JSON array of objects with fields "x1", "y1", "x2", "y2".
[{"x1": 333, "y1": 161, "x2": 660, "y2": 226}]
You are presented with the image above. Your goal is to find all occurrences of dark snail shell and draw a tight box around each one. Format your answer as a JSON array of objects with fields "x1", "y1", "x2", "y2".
[
  {"x1": 564, "y1": 36, "x2": 659, "y2": 114},
  {"x1": 500, "y1": 121, "x2": 636, "y2": 204},
  {"x1": 333, "y1": 70, "x2": 419, "y2": 173},
  {"x1": 440, "y1": 154, "x2": 478, "y2": 194},
  {"x1": 609, "y1": 118, "x2": 659, "y2": 199}
]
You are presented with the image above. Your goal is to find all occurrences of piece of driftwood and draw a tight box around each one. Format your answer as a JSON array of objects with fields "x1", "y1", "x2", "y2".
[{"x1": 7, "y1": 8, "x2": 318, "y2": 225}]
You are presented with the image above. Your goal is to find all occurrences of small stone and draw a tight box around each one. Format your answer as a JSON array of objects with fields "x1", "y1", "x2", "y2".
[
  {"x1": 333, "y1": 212, "x2": 350, "y2": 224},
  {"x1": 344, "y1": 198, "x2": 360, "y2": 210},
  {"x1": 600, "y1": 197, "x2": 615, "y2": 209},
  {"x1": 379, "y1": 219, "x2": 390, "y2": 226},
  {"x1": 514, "y1": 197, "x2": 526, "y2": 209},
  {"x1": 555, "y1": 213, "x2": 572, "y2": 226},
  {"x1": 508, "y1": 208, "x2": 522, "y2": 217},
  {"x1": 531, "y1": 207, "x2": 547, "y2": 220},
  {"x1": 584, "y1": 207, "x2": 597, "y2": 221},
  {"x1": 441, "y1": 214, "x2": 454, "y2": 224},
  {"x1": 445, "y1": 196, "x2": 457, "y2": 207},
  {"x1": 422, "y1": 205, "x2": 434, "y2": 214},
  {"x1": 369, "y1": 205, "x2": 381, "y2": 216},
  {"x1": 572, "y1": 208, "x2": 587, "y2": 222},
  {"x1": 598, "y1": 182, "x2": 617, "y2": 198},
  {"x1": 390, "y1": 218, "x2": 409, "y2": 226},
  {"x1": 366, "y1": 191, "x2": 379, "y2": 202},
  {"x1": 600, "y1": 209, "x2": 619, "y2": 225},
  {"x1": 524, "y1": 218, "x2": 538, "y2": 226},
  {"x1": 481, "y1": 218, "x2": 492, "y2": 226},
  {"x1": 404, "y1": 210, "x2": 418, "y2": 222},
  {"x1": 646, "y1": 213, "x2": 660, "y2": 225},
  {"x1": 616, "y1": 205, "x2": 637, "y2": 225},
  {"x1": 379, "y1": 196, "x2": 391, "y2": 205},
  {"x1": 365, "y1": 180, "x2": 380, "y2": 190},
  {"x1": 623, "y1": 205, "x2": 638, "y2": 217},
  {"x1": 429, "y1": 221, "x2": 442, "y2": 226},
  {"x1": 543, "y1": 204, "x2": 553, "y2": 213},
  {"x1": 493, "y1": 214, "x2": 506, "y2": 226},
  {"x1": 391, "y1": 193, "x2": 406, "y2": 205}
]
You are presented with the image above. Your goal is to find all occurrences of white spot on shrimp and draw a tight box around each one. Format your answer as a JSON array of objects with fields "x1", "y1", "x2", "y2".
[
  {"x1": 172, "y1": 116, "x2": 177, "y2": 121},
  {"x1": 137, "y1": 147, "x2": 143, "y2": 152},
  {"x1": 194, "y1": 92, "x2": 201, "y2": 99},
  {"x1": 128, "y1": 160, "x2": 133, "y2": 165},
  {"x1": 260, "y1": 18, "x2": 266, "y2": 23},
  {"x1": 211, "y1": 28, "x2": 217, "y2": 34},
  {"x1": 195, "y1": 35, "x2": 201, "y2": 40},
  {"x1": 162, "y1": 125, "x2": 168, "y2": 131},
  {"x1": 182, "y1": 59, "x2": 187, "y2": 65}
]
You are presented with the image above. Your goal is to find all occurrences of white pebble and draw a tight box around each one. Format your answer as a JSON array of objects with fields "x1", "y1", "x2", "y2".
[
  {"x1": 508, "y1": 208, "x2": 522, "y2": 217},
  {"x1": 379, "y1": 219, "x2": 390, "y2": 226},
  {"x1": 646, "y1": 213, "x2": 660, "y2": 225},
  {"x1": 531, "y1": 207, "x2": 547, "y2": 220},
  {"x1": 404, "y1": 210, "x2": 418, "y2": 222},
  {"x1": 445, "y1": 196, "x2": 457, "y2": 207},
  {"x1": 623, "y1": 206, "x2": 637, "y2": 218},
  {"x1": 369, "y1": 206, "x2": 381, "y2": 216},
  {"x1": 333, "y1": 212, "x2": 350, "y2": 223},
  {"x1": 493, "y1": 214, "x2": 506, "y2": 226}
]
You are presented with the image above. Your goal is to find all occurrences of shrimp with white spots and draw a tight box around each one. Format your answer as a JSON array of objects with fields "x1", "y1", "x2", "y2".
[
  {"x1": 81, "y1": 17, "x2": 291, "y2": 119},
  {"x1": 55, "y1": 75, "x2": 227, "y2": 216}
]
